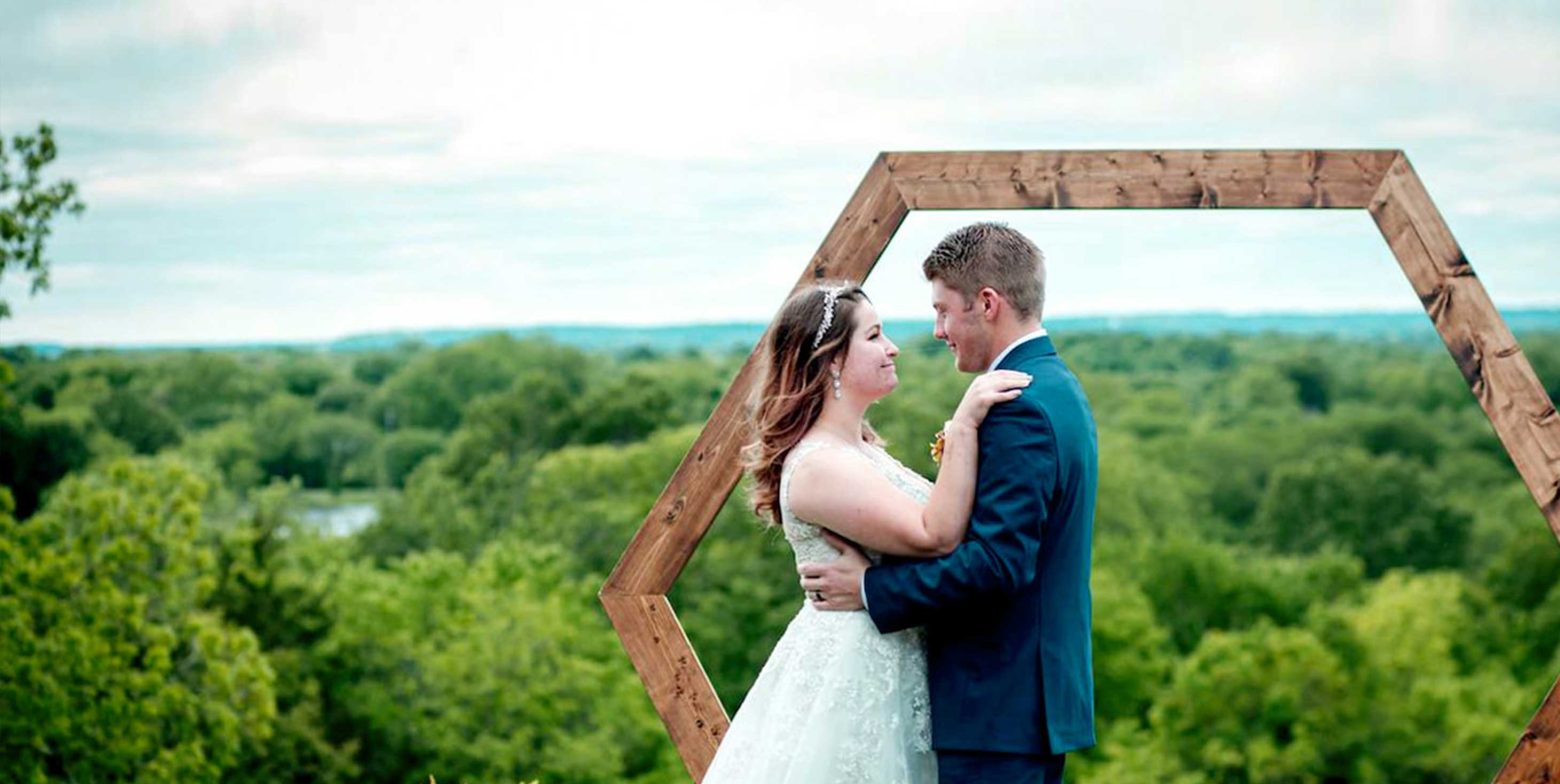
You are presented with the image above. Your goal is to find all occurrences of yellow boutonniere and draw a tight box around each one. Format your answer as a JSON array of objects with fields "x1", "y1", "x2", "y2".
[{"x1": 929, "y1": 428, "x2": 946, "y2": 465}]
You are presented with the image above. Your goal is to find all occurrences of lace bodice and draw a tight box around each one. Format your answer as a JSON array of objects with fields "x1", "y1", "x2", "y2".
[
  {"x1": 779, "y1": 439, "x2": 935, "y2": 566},
  {"x1": 701, "y1": 437, "x2": 937, "y2": 784}
]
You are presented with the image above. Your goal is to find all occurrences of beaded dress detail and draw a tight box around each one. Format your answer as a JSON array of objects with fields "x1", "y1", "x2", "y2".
[{"x1": 701, "y1": 440, "x2": 937, "y2": 784}]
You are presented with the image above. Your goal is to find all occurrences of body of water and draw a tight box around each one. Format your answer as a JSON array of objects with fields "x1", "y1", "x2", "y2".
[{"x1": 301, "y1": 502, "x2": 379, "y2": 537}]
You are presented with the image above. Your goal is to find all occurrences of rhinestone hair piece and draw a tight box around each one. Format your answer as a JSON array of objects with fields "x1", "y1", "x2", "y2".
[{"x1": 812, "y1": 285, "x2": 848, "y2": 350}]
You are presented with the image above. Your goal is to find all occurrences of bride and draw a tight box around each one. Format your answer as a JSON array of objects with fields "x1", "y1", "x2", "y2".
[{"x1": 701, "y1": 282, "x2": 1029, "y2": 783}]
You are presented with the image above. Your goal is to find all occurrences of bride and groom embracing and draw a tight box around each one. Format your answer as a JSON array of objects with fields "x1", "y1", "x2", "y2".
[{"x1": 702, "y1": 223, "x2": 1099, "y2": 784}]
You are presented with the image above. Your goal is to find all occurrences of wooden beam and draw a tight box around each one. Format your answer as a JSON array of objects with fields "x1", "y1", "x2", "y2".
[
  {"x1": 797, "y1": 152, "x2": 911, "y2": 285},
  {"x1": 1369, "y1": 154, "x2": 1560, "y2": 540},
  {"x1": 886, "y1": 149, "x2": 1398, "y2": 210},
  {"x1": 601, "y1": 359, "x2": 754, "y2": 595},
  {"x1": 601, "y1": 592, "x2": 727, "y2": 782},
  {"x1": 1493, "y1": 673, "x2": 1560, "y2": 782}
]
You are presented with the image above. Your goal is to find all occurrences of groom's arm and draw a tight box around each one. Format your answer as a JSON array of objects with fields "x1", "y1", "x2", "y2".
[{"x1": 863, "y1": 401, "x2": 1056, "y2": 634}]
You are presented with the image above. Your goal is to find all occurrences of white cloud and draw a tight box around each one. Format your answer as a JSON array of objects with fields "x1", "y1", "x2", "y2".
[
  {"x1": 43, "y1": 0, "x2": 298, "y2": 50},
  {"x1": 1368, "y1": 121, "x2": 1560, "y2": 220},
  {"x1": 6, "y1": 0, "x2": 1560, "y2": 343},
  {"x1": 16, "y1": 0, "x2": 1556, "y2": 204},
  {"x1": 7, "y1": 4, "x2": 1505, "y2": 185}
]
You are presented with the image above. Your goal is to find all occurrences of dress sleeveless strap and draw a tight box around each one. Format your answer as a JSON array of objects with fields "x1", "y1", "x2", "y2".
[{"x1": 779, "y1": 440, "x2": 834, "y2": 523}]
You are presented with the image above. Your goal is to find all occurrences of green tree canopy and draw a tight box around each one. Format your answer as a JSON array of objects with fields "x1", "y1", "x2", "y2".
[
  {"x1": 0, "y1": 459, "x2": 276, "y2": 783},
  {"x1": 319, "y1": 542, "x2": 681, "y2": 784},
  {"x1": 1253, "y1": 448, "x2": 1471, "y2": 575},
  {"x1": 1151, "y1": 623, "x2": 1359, "y2": 783},
  {"x1": 1307, "y1": 572, "x2": 1528, "y2": 781},
  {"x1": 1129, "y1": 535, "x2": 1365, "y2": 652},
  {"x1": 1090, "y1": 568, "x2": 1175, "y2": 722},
  {"x1": 206, "y1": 481, "x2": 359, "y2": 784},
  {"x1": 371, "y1": 335, "x2": 589, "y2": 432}
]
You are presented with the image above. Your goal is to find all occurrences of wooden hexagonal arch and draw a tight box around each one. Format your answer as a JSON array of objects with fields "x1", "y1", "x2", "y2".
[{"x1": 600, "y1": 150, "x2": 1560, "y2": 782}]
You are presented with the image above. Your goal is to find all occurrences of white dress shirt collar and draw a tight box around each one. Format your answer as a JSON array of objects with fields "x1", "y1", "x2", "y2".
[{"x1": 988, "y1": 327, "x2": 1049, "y2": 371}]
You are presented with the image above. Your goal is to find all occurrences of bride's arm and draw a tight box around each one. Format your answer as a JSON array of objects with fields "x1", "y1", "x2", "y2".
[{"x1": 788, "y1": 371, "x2": 1028, "y2": 557}]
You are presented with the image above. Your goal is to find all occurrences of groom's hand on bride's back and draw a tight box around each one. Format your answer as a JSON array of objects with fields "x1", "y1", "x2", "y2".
[{"x1": 797, "y1": 531, "x2": 868, "y2": 612}]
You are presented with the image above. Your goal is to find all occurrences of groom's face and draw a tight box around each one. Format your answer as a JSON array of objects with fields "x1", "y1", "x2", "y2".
[{"x1": 931, "y1": 279, "x2": 991, "y2": 373}]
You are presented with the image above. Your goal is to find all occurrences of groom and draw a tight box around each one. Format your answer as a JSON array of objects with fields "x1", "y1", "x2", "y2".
[{"x1": 799, "y1": 222, "x2": 1097, "y2": 783}]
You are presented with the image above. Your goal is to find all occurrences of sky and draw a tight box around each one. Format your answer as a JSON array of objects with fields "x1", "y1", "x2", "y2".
[{"x1": 2, "y1": 0, "x2": 1559, "y2": 346}]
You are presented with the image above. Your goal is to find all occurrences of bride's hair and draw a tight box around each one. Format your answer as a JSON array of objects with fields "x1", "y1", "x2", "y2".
[{"x1": 743, "y1": 281, "x2": 882, "y2": 526}]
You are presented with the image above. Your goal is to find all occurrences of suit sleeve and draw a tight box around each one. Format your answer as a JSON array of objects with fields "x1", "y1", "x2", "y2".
[{"x1": 863, "y1": 400, "x2": 1057, "y2": 634}]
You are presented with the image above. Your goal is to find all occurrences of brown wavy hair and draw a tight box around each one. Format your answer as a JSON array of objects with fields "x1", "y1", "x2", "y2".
[{"x1": 743, "y1": 281, "x2": 881, "y2": 526}]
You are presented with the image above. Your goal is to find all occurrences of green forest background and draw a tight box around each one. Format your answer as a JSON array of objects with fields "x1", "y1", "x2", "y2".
[{"x1": 4, "y1": 324, "x2": 1560, "y2": 783}]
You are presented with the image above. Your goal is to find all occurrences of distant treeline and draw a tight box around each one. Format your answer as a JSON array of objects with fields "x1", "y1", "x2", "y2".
[{"x1": 17, "y1": 307, "x2": 1560, "y2": 357}]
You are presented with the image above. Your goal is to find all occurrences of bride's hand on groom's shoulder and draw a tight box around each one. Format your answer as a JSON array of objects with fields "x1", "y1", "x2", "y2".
[{"x1": 952, "y1": 370, "x2": 1031, "y2": 429}]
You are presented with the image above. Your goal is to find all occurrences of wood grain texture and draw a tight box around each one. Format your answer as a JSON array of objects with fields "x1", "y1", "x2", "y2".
[
  {"x1": 1494, "y1": 673, "x2": 1560, "y2": 782},
  {"x1": 885, "y1": 150, "x2": 1399, "y2": 210},
  {"x1": 1369, "y1": 154, "x2": 1560, "y2": 539},
  {"x1": 796, "y1": 153, "x2": 910, "y2": 286},
  {"x1": 601, "y1": 357, "x2": 754, "y2": 595},
  {"x1": 601, "y1": 593, "x2": 728, "y2": 781}
]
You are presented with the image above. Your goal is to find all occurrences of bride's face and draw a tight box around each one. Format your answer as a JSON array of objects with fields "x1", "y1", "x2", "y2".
[{"x1": 836, "y1": 301, "x2": 900, "y2": 402}]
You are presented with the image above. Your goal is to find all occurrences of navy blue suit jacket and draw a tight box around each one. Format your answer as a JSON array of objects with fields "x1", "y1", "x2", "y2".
[{"x1": 863, "y1": 335, "x2": 1097, "y2": 755}]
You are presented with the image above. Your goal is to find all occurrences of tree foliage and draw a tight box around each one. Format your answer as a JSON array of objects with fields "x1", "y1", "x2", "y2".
[
  {"x1": 1253, "y1": 448, "x2": 1471, "y2": 576},
  {"x1": 3, "y1": 327, "x2": 1556, "y2": 783},
  {"x1": 320, "y1": 543, "x2": 681, "y2": 784},
  {"x1": 0, "y1": 123, "x2": 85, "y2": 321},
  {"x1": 0, "y1": 459, "x2": 275, "y2": 783}
]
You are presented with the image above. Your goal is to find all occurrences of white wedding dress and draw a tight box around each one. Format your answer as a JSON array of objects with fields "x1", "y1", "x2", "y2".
[{"x1": 701, "y1": 440, "x2": 938, "y2": 784}]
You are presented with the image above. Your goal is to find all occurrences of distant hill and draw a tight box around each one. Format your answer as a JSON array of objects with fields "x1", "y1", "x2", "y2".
[{"x1": 15, "y1": 309, "x2": 1560, "y2": 357}]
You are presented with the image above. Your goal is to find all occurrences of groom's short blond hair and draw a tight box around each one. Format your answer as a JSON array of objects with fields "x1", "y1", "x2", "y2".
[{"x1": 922, "y1": 222, "x2": 1045, "y2": 320}]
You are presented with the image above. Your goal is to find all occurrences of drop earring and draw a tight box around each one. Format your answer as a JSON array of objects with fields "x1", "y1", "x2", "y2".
[{"x1": 830, "y1": 367, "x2": 842, "y2": 400}]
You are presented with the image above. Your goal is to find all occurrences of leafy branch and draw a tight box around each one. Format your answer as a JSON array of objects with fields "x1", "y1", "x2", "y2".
[{"x1": 0, "y1": 122, "x2": 86, "y2": 320}]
